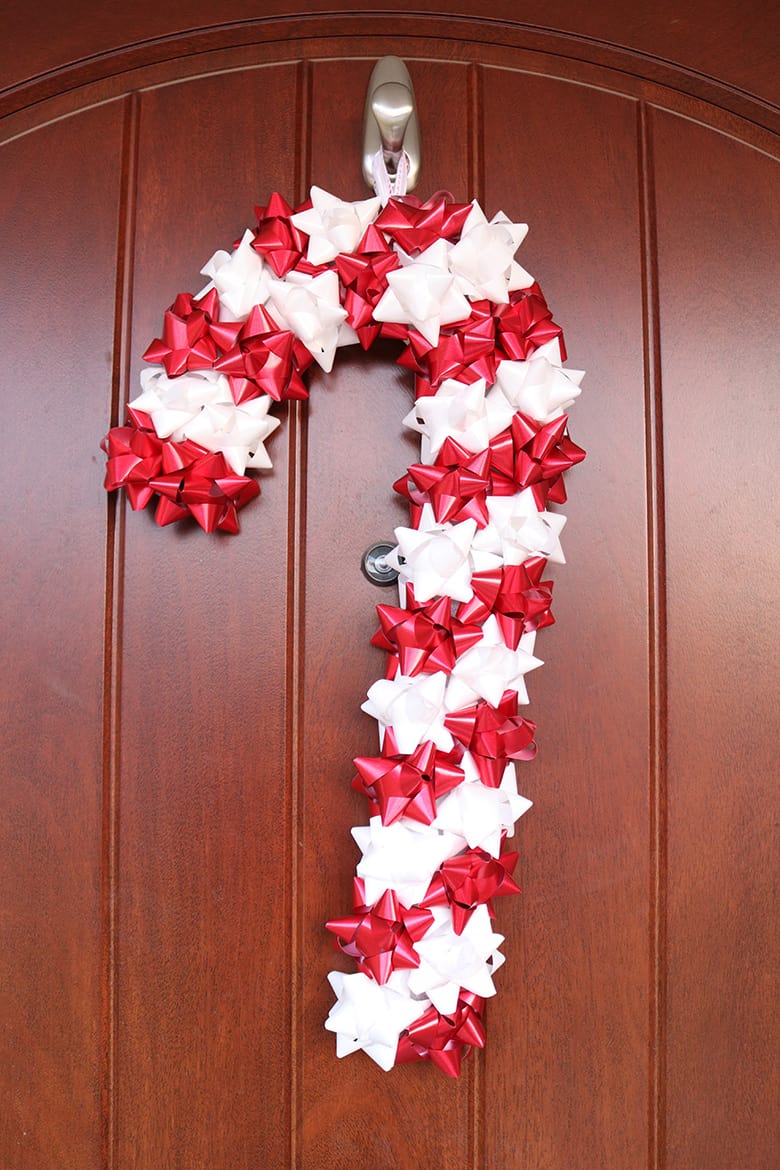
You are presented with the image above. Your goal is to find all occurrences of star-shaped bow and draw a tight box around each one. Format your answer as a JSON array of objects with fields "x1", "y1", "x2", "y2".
[
  {"x1": 352, "y1": 735, "x2": 466, "y2": 825},
  {"x1": 493, "y1": 337, "x2": 584, "y2": 422},
  {"x1": 403, "y1": 376, "x2": 493, "y2": 462},
  {"x1": 421, "y1": 847, "x2": 521, "y2": 934},
  {"x1": 326, "y1": 879, "x2": 433, "y2": 984},
  {"x1": 433, "y1": 761, "x2": 533, "y2": 857},
  {"x1": 371, "y1": 588, "x2": 483, "y2": 677},
  {"x1": 394, "y1": 449, "x2": 491, "y2": 527},
  {"x1": 507, "y1": 412, "x2": 587, "y2": 508},
  {"x1": 407, "y1": 903, "x2": 506, "y2": 1014},
  {"x1": 389, "y1": 511, "x2": 479, "y2": 604},
  {"x1": 471, "y1": 487, "x2": 567, "y2": 565},
  {"x1": 142, "y1": 289, "x2": 226, "y2": 376},
  {"x1": 373, "y1": 240, "x2": 471, "y2": 347},
  {"x1": 199, "y1": 228, "x2": 271, "y2": 320},
  {"x1": 375, "y1": 195, "x2": 472, "y2": 253},
  {"x1": 456, "y1": 557, "x2": 555, "y2": 649},
  {"x1": 444, "y1": 691, "x2": 537, "y2": 787},
  {"x1": 290, "y1": 185, "x2": 381, "y2": 265},
  {"x1": 492, "y1": 283, "x2": 566, "y2": 362},
  {"x1": 352, "y1": 816, "x2": 465, "y2": 907},
  {"x1": 396, "y1": 990, "x2": 485, "y2": 1077},
  {"x1": 251, "y1": 192, "x2": 313, "y2": 277},
  {"x1": 334, "y1": 224, "x2": 400, "y2": 347},
  {"x1": 445, "y1": 614, "x2": 543, "y2": 709},
  {"x1": 448, "y1": 200, "x2": 533, "y2": 303},
  {"x1": 267, "y1": 268, "x2": 352, "y2": 372},
  {"x1": 361, "y1": 670, "x2": 452, "y2": 754},
  {"x1": 213, "y1": 303, "x2": 313, "y2": 402},
  {"x1": 325, "y1": 969, "x2": 423, "y2": 1072},
  {"x1": 396, "y1": 309, "x2": 499, "y2": 397}
]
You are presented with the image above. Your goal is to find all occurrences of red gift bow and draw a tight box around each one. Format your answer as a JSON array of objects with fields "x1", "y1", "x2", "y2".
[
  {"x1": 142, "y1": 288, "x2": 231, "y2": 377},
  {"x1": 102, "y1": 412, "x2": 259, "y2": 533},
  {"x1": 396, "y1": 313, "x2": 498, "y2": 398},
  {"x1": 213, "y1": 303, "x2": 314, "y2": 403},
  {"x1": 456, "y1": 557, "x2": 555, "y2": 650},
  {"x1": 396, "y1": 990, "x2": 486, "y2": 1077},
  {"x1": 352, "y1": 734, "x2": 465, "y2": 825},
  {"x1": 102, "y1": 421, "x2": 164, "y2": 511},
  {"x1": 426, "y1": 412, "x2": 586, "y2": 512},
  {"x1": 508, "y1": 412, "x2": 587, "y2": 507},
  {"x1": 335, "y1": 224, "x2": 400, "y2": 349},
  {"x1": 372, "y1": 587, "x2": 483, "y2": 678},
  {"x1": 445, "y1": 690, "x2": 537, "y2": 787},
  {"x1": 492, "y1": 283, "x2": 566, "y2": 362},
  {"x1": 375, "y1": 194, "x2": 473, "y2": 254},
  {"x1": 251, "y1": 192, "x2": 321, "y2": 277},
  {"x1": 394, "y1": 448, "x2": 491, "y2": 528},
  {"x1": 326, "y1": 879, "x2": 433, "y2": 985},
  {"x1": 421, "y1": 848, "x2": 521, "y2": 934}
]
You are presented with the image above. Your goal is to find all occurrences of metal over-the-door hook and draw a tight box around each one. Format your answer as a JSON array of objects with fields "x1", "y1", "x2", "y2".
[{"x1": 362, "y1": 56, "x2": 420, "y2": 199}]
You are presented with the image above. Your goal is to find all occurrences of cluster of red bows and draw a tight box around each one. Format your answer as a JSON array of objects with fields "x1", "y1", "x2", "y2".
[
  {"x1": 398, "y1": 282, "x2": 565, "y2": 398},
  {"x1": 395, "y1": 413, "x2": 585, "y2": 528},
  {"x1": 101, "y1": 409, "x2": 259, "y2": 533}
]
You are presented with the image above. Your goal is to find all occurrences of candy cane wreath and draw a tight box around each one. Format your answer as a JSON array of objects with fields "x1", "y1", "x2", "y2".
[{"x1": 102, "y1": 187, "x2": 585, "y2": 1077}]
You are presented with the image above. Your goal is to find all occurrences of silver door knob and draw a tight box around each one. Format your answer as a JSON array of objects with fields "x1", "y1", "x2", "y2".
[{"x1": 361, "y1": 542, "x2": 399, "y2": 586}]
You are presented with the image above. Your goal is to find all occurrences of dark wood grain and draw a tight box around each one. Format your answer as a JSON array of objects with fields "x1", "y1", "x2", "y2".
[
  {"x1": 481, "y1": 71, "x2": 651, "y2": 1170},
  {"x1": 0, "y1": 103, "x2": 124, "y2": 1169},
  {"x1": 115, "y1": 66, "x2": 300, "y2": 1170},
  {"x1": 2, "y1": 2, "x2": 778, "y2": 117},
  {"x1": 0, "y1": 15, "x2": 778, "y2": 1170},
  {"x1": 652, "y1": 108, "x2": 780, "y2": 1170}
]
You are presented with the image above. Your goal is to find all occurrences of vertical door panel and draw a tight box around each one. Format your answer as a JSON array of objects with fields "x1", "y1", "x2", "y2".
[
  {"x1": 653, "y1": 108, "x2": 779, "y2": 1170},
  {"x1": 117, "y1": 65, "x2": 299, "y2": 1169},
  {"x1": 481, "y1": 70, "x2": 651, "y2": 1169},
  {"x1": 0, "y1": 103, "x2": 124, "y2": 1169},
  {"x1": 299, "y1": 57, "x2": 475, "y2": 1168}
]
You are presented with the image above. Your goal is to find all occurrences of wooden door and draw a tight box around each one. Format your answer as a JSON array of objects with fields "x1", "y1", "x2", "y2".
[{"x1": 1, "y1": 8, "x2": 777, "y2": 1169}]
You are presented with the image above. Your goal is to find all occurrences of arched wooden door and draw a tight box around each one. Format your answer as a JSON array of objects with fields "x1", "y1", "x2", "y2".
[{"x1": 1, "y1": 8, "x2": 777, "y2": 1170}]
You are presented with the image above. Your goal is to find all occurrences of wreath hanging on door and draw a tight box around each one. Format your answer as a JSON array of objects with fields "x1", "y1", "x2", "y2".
[{"x1": 102, "y1": 186, "x2": 585, "y2": 1076}]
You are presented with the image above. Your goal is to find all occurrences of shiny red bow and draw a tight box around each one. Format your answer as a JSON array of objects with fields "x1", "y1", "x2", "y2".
[
  {"x1": 396, "y1": 991, "x2": 486, "y2": 1077},
  {"x1": 251, "y1": 192, "x2": 319, "y2": 276},
  {"x1": 394, "y1": 448, "x2": 491, "y2": 528},
  {"x1": 352, "y1": 735, "x2": 465, "y2": 825},
  {"x1": 142, "y1": 289, "x2": 227, "y2": 376},
  {"x1": 421, "y1": 848, "x2": 521, "y2": 934},
  {"x1": 457, "y1": 557, "x2": 555, "y2": 649},
  {"x1": 375, "y1": 195, "x2": 473, "y2": 254},
  {"x1": 491, "y1": 283, "x2": 566, "y2": 362},
  {"x1": 445, "y1": 691, "x2": 537, "y2": 786},
  {"x1": 508, "y1": 412, "x2": 586, "y2": 507},
  {"x1": 326, "y1": 879, "x2": 433, "y2": 985},
  {"x1": 335, "y1": 225, "x2": 400, "y2": 348},
  {"x1": 396, "y1": 312, "x2": 498, "y2": 397},
  {"x1": 372, "y1": 588, "x2": 483, "y2": 677},
  {"x1": 213, "y1": 303, "x2": 313, "y2": 402}
]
